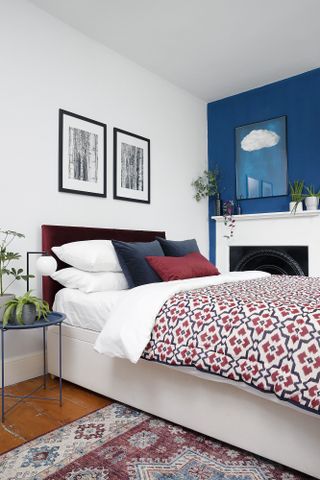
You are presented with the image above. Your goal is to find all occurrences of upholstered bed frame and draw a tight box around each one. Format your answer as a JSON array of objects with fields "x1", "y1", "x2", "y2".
[
  {"x1": 42, "y1": 224, "x2": 166, "y2": 308},
  {"x1": 43, "y1": 224, "x2": 320, "y2": 478}
]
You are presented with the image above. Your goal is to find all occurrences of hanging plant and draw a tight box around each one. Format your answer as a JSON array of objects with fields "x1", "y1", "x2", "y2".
[
  {"x1": 223, "y1": 201, "x2": 235, "y2": 239},
  {"x1": 192, "y1": 168, "x2": 220, "y2": 202}
]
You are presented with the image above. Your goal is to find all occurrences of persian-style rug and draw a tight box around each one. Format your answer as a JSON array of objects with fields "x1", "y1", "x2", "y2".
[{"x1": 0, "y1": 402, "x2": 311, "y2": 479}]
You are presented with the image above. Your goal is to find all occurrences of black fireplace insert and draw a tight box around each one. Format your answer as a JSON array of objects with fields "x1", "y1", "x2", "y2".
[{"x1": 229, "y1": 246, "x2": 308, "y2": 276}]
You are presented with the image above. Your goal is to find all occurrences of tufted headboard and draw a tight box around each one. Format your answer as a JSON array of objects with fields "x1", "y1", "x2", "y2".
[{"x1": 42, "y1": 224, "x2": 166, "y2": 308}]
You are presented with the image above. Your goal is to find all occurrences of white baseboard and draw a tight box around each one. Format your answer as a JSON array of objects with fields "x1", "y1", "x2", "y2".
[{"x1": 1, "y1": 351, "x2": 43, "y2": 387}]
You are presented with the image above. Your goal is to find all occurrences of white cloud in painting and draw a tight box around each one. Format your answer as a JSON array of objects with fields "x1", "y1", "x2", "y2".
[{"x1": 241, "y1": 129, "x2": 280, "y2": 152}]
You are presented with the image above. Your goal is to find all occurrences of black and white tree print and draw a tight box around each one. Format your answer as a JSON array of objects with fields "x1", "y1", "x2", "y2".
[
  {"x1": 120, "y1": 142, "x2": 144, "y2": 191},
  {"x1": 68, "y1": 127, "x2": 98, "y2": 183}
]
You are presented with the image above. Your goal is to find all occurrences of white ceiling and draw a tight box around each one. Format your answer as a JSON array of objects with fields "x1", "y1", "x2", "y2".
[{"x1": 29, "y1": 0, "x2": 320, "y2": 101}]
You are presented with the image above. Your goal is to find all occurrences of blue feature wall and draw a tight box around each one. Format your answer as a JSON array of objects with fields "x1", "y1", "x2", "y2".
[{"x1": 208, "y1": 68, "x2": 320, "y2": 262}]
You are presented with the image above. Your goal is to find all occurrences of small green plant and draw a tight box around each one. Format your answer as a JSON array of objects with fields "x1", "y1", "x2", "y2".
[
  {"x1": 192, "y1": 168, "x2": 219, "y2": 202},
  {"x1": 3, "y1": 291, "x2": 50, "y2": 326},
  {"x1": 289, "y1": 180, "x2": 305, "y2": 213},
  {"x1": 289, "y1": 180, "x2": 304, "y2": 202},
  {"x1": 304, "y1": 185, "x2": 320, "y2": 197},
  {"x1": 0, "y1": 229, "x2": 34, "y2": 295}
]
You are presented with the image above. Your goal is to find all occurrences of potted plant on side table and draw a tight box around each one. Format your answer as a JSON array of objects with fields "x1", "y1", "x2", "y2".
[
  {"x1": 304, "y1": 185, "x2": 320, "y2": 211},
  {"x1": 0, "y1": 229, "x2": 34, "y2": 322},
  {"x1": 3, "y1": 291, "x2": 50, "y2": 326}
]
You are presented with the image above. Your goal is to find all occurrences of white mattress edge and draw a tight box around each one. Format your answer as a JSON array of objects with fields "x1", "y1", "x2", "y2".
[{"x1": 49, "y1": 323, "x2": 318, "y2": 418}]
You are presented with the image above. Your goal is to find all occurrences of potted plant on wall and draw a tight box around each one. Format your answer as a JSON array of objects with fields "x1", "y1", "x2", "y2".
[
  {"x1": 289, "y1": 180, "x2": 304, "y2": 213},
  {"x1": 192, "y1": 167, "x2": 221, "y2": 215},
  {"x1": 3, "y1": 291, "x2": 50, "y2": 326},
  {"x1": 304, "y1": 185, "x2": 320, "y2": 211},
  {"x1": 0, "y1": 229, "x2": 33, "y2": 322}
]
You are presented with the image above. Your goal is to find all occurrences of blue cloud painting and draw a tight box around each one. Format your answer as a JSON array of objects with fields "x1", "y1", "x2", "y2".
[{"x1": 235, "y1": 116, "x2": 288, "y2": 200}]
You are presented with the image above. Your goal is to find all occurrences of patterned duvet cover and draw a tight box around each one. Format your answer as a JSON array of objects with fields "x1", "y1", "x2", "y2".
[{"x1": 143, "y1": 275, "x2": 320, "y2": 415}]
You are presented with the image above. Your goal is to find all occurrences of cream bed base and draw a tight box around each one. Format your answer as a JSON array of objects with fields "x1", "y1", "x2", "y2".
[{"x1": 48, "y1": 324, "x2": 320, "y2": 478}]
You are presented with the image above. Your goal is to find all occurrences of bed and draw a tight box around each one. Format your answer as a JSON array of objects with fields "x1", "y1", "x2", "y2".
[{"x1": 43, "y1": 224, "x2": 320, "y2": 478}]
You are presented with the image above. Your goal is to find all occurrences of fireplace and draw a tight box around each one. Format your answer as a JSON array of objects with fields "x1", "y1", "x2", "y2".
[
  {"x1": 230, "y1": 246, "x2": 308, "y2": 276},
  {"x1": 212, "y1": 211, "x2": 319, "y2": 275}
]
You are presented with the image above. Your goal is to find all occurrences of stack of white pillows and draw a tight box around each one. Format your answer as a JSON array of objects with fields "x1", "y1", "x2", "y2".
[{"x1": 51, "y1": 240, "x2": 128, "y2": 294}]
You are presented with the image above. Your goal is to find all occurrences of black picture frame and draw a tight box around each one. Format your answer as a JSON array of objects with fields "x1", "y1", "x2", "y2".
[
  {"x1": 59, "y1": 109, "x2": 107, "y2": 197},
  {"x1": 113, "y1": 128, "x2": 150, "y2": 204}
]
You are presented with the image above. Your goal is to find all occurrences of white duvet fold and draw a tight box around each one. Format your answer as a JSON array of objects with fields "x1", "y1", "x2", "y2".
[{"x1": 94, "y1": 270, "x2": 270, "y2": 363}]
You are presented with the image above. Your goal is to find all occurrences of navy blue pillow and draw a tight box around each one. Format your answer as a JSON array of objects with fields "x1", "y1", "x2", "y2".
[
  {"x1": 112, "y1": 240, "x2": 164, "y2": 288},
  {"x1": 156, "y1": 237, "x2": 200, "y2": 257}
]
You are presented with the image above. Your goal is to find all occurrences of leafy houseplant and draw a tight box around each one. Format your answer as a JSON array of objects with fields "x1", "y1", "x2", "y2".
[
  {"x1": 3, "y1": 291, "x2": 50, "y2": 326},
  {"x1": 0, "y1": 229, "x2": 34, "y2": 321},
  {"x1": 289, "y1": 180, "x2": 304, "y2": 213},
  {"x1": 192, "y1": 168, "x2": 220, "y2": 200},
  {"x1": 304, "y1": 185, "x2": 320, "y2": 211}
]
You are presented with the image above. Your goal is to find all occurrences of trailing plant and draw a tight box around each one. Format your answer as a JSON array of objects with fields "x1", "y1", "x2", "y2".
[
  {"x1": 0, "y1": 229, "x2": 33, "y2": 295},
  {"x1": 223, "y1": 200, "x2": 236, "y2": 239},
  {"x1": 3, "y1": 291, "x2": 50, "y2": 326},
  {"x1": 192, "y1": 168, "x2": 220, "y2": 202}
]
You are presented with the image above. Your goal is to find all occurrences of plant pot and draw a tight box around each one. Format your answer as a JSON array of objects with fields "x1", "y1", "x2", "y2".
[
  {"x1": 304, "y1": 196, "x2": 319, "y2": 211},
  {"x1": 21, "y1": 304, "x2": 37, "y2": 325},
  {"x1": 9, "y1": 304, "x2": 37, "y2": 325},
  {"x1": 0, "y1": 294, "x2": 15, "y2": 323},
  {"x1": 289, "y1": 201, "x2": 303, "y2": 213}
]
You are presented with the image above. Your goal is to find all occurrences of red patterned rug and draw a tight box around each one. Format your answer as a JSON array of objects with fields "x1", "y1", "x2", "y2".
[{"x1": 0, "y1": 402, "x2": 312, "y2": 479}]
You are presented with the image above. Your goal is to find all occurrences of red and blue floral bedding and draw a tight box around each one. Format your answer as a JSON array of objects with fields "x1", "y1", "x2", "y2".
[{"x1": 143, "y1": 275, "x2": 320, "y2": 415}]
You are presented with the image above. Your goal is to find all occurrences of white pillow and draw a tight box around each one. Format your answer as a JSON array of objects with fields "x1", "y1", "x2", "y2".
[
  {"x1": 52, "y1": 240, "x2": 121, "y2": 272},
  {"x1": 51, "y1": 268, "x2": 128, "y2": 294}
]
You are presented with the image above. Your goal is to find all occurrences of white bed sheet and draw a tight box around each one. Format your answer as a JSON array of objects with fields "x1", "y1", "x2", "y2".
[
  {"x1": 53, "y1": 288, "x2": 128, "y2": 331},
  {"x1": 95, "y1": 271, "x2": 271, "y2": 362}
]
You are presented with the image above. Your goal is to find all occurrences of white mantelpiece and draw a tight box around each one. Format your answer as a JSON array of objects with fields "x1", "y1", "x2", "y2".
[
  {"x1": 211, "y1": 210, "x2": 320, "y2": 275},
  {"x1": 211, "y1": 210, "x2": 320, "y2": 222}
]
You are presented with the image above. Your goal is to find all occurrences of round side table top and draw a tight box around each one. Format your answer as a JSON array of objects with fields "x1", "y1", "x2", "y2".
[{"x1": 0, "y1": 311, "x2": 66, "y2": 330}]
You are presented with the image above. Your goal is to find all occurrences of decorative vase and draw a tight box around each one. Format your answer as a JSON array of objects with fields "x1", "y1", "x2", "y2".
[
  {"x1": 289, "y1": 201, "x2": 303, "y2": 213},
  {"x1": 215, "y1": 193, "x2": 221, "y2": 216},
  {"x1": 0, "y1": 294, "x2": 14, "y2": 323},
  {"x1": 304, "y1": 196, "x2": 319, "y2": 211},
  {"x1": 9, "y1": 303, "x2": 37, "y2": 325}
]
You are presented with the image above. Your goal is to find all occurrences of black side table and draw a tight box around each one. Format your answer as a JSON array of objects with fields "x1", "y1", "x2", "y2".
[{"x1": 1, "y1": 311, "x2": 65, "y2": 422}]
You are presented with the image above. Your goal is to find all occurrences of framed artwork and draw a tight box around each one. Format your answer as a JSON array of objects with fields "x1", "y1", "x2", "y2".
[
  {"x1": 113, "y1": 128, "x2": 150, "y2": 203},
  {"x1": 59, "y1": 109, "x2": 107, "y2": 197},
  {"x1": 235, "y1": 115, "x2": 288, "y2": 200}
]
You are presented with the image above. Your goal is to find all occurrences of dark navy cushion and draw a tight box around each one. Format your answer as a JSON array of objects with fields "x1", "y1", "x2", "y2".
[
  {"x1": 156, "y1": 237, "x2": 200, "y2": 257},
  {"x1": 112, "y1": 240, "x2": 164, "y2": 288}
]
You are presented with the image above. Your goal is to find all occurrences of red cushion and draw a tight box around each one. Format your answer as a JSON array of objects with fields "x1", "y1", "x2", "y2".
[{"x1": 146, "y1": 252, "x2": 220, "y2": 281}]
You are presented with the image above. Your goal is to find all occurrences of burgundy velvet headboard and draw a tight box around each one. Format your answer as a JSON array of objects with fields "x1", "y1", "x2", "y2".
[{"x1": 42, "y1": 224, "x2": 166, "y2": 308}]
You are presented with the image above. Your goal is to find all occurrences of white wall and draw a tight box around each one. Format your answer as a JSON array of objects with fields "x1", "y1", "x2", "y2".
[{"x1": 0, "y1": 0, "x2": 207, "y2": 373}]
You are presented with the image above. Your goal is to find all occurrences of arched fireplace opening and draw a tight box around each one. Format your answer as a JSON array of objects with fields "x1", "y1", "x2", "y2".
[{"x1": 230, "y1": 246, "x2": 308, "y2": 276}]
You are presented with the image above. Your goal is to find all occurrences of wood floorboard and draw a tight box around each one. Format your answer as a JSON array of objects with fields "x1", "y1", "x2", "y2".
[{"x1": 0, "y1": 376, "x2": 113, "y2": 455}]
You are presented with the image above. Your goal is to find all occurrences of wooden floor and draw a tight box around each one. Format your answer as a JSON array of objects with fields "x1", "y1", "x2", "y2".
[{"x1": 0, "y1": 376, "x2": 113, "y2": 455}]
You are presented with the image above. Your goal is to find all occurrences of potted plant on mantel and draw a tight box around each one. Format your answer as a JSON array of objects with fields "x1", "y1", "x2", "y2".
[
  {"x1": 304, "y1": 185, "x2": 320, "y2": 211},
  {"x1": 289, "y1": 180, "x2": 304, "y2": 213},
  {"x1": 192, "y1": 167, "x2": 221, "y2": 215},
  {"x1": 0, "y1": 229, "x2": 33, "y2": 322}
]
